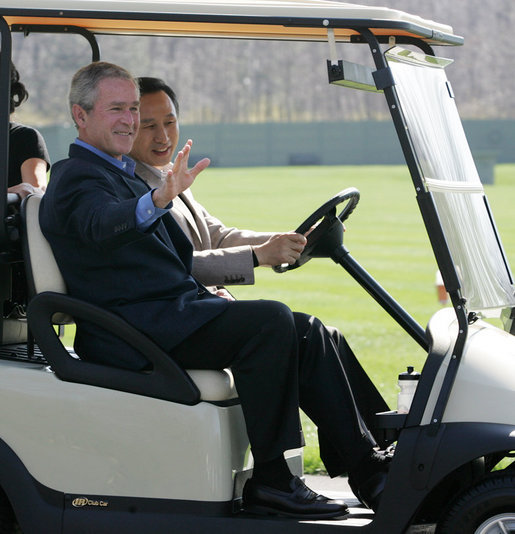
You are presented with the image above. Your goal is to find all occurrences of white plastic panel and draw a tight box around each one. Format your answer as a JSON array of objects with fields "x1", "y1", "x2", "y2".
[
  {"x1": 422, "y1": 308, "x2": 515, "y2": 426},
  {"x1": 0, "y1": 362, "x2": 248, "y2": 500}
]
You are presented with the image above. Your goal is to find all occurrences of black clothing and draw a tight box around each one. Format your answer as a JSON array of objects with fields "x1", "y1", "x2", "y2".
[
  {"x1": 4, "y1": 123, "x2": 50, "y2": 317},
  {"x1": 173, "y1": 303, "x2": 376, "y2": 472},
  {"x1": 9, "y1": 122, "x2": 50, "y2": 187}
]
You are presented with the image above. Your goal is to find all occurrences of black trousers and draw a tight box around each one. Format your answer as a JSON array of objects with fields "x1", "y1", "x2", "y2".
[
  {"x1": 325, "y1": 326, "x2": 390, "y2": 439},
  {"x1": 171, "y1": 299, "x2": 377, "y2": 476}
]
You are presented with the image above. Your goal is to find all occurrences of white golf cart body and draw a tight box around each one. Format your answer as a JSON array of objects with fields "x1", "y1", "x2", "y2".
[{"x1": 0, "y1": 1, "x2": 514, "y2": 533}]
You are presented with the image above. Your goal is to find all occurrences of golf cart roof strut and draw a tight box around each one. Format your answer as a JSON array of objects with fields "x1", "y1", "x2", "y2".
[
  {"x1": 0, "y1": 17, "x2": 11, "y2": 248},
  {"x1": 10, "y1": 24, "x2": 100, "y2": 61}
]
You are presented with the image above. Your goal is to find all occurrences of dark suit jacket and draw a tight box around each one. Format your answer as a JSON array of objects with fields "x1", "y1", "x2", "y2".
[{"x1": 39, "y1": 144, "x2": 229, "y2": 369}]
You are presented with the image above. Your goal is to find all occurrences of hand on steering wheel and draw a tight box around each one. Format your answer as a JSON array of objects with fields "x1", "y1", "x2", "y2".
[{"x1": 273, "y1": 187, "x2": 360, "y2": 273}]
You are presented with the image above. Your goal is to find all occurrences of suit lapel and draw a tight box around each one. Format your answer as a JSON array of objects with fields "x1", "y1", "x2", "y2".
[
  {"x1": 69, "y1": 144, "x2": 180, "y2": 253},
  {"x1": 175, "y1": 194, "x2": 203, "y2": 246},
  {"x1": 134, "y1": 162, "x2": 203, "y2": 247},
  {"x1": 134, "y1": 162, "x2": 163, "y2": 190},
  {"x1": 161, "y1": 212, "x2": 194, "y2": 270},
  {"x1": 115, "y1": 168, "x2": 150, "y2": 199}
]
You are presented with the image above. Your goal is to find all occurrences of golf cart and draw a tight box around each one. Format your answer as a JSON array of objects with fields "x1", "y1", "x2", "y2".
[{"x1": 0, "y1": 1, "x2": 514, "y2": 533}]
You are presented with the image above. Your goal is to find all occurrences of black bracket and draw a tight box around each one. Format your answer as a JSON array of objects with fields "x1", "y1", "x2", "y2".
[{"x1": 373, "y1": 67, "x2": 395, "y2": 91}]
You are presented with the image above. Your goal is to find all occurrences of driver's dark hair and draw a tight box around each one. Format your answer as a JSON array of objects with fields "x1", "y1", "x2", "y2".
[
  {"x1": 10, "y1": 62, "x2": 29, "y2": 114},
  {"x1": 137, "y1": 77, "x2": 179, "y2": 116}
]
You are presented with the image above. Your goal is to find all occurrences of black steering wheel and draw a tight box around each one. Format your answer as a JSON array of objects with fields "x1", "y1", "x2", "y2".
[{"x1": 273, "y1": 187, "x2": 360, "y2": 273}]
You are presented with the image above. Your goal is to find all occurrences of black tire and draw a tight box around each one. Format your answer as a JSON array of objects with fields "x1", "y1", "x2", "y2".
[{"x1": 437, "y1": 474, "x2": 515, "y2": 534}]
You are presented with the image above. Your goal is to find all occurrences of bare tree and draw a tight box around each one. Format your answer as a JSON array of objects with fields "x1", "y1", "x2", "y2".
[{"x1": 11, "y1": 0, "x2": 515, "y2": 127}]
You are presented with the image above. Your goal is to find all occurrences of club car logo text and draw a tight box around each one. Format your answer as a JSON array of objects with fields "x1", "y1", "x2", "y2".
[{"x1": 72, "y1": 497, "x2": 109, "y2": 508}]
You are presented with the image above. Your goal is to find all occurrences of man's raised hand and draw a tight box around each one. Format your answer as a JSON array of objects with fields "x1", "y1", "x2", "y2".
[{"x1": 152, "y1": 139, "x2": 210, "y2": 208}]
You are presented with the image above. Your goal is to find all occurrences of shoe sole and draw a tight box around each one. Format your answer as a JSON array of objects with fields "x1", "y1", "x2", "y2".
[{"x1": 244, "y1": 503, "x2": 349, "y2": 520}]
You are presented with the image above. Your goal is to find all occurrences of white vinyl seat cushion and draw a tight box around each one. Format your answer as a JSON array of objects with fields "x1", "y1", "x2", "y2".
[
  {"x1": 24, "y1": 195, "x2": 238, "y2": 403},
  {"x1": 186, "y1": 368, "x2": 238, "y2": 401}
]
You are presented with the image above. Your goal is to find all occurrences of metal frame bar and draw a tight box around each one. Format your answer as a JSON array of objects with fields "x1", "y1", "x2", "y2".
[
  {"x1": 349, "y1": 34, "x2": 437, "y2": 55},
  {"x1": 331, "y1": 245, "x2": 428, "y2": 350},
  {"x1": 0, "y1": 21, "x2": 100, "y2": 253},
  {"x1": 10, "y1": 24, "x2": 100, "y2": 61},
  {"x1": 0, "y1": 17, "x2": 12, "y2": 249},
  {"x1": 355, "y1": 27, "x2": 469, "y2": 433}
]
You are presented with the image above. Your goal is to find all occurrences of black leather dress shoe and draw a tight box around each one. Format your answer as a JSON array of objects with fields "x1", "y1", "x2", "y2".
[
  {"x1": 348, "y1": 449, "x2": 391, "y2": 512},
  {"x1": 243, "y1": 476, "x2": 349, "y2": 519},
  {"x1": 349, "y1": 470, "x2": 387, "y2": 512}
]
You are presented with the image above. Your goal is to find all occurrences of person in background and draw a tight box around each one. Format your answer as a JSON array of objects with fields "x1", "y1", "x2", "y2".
[
  {"x1": 130, "y1": 76, "x2": 390, "y2": 439},
  {"x1": 435, "y1": 270, "x2": 449, "y2": 305},
  {"x1": 4, "y1": 62, "x2": 51, "y2": 319},
  {"x1": 8, "y1": 61, "x2": 50, "y2": 199}
]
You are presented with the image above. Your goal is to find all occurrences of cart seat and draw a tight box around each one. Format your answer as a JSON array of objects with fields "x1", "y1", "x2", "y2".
[{"x1": 21, "y1": 194, "x2": 237, "y2": 403}]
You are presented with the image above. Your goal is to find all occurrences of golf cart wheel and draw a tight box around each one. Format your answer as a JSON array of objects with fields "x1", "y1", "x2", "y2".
[{"x1": 437, "y1": 474, "x2": 515, "y2": 534}]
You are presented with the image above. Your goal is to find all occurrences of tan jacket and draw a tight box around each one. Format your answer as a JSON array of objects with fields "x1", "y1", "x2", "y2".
[{"x1": 135, "y1": 162, "x2": 273, "y2": 286}]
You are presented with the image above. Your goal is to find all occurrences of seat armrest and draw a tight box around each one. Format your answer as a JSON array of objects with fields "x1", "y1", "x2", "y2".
[{"x1": 27, "y1": 291, "x2": 200, "y2": 405}]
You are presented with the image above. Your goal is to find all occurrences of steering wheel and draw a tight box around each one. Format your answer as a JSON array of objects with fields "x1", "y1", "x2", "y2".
[{"x1": 273, "y1": 187, "x2": 360, "y2": 273}]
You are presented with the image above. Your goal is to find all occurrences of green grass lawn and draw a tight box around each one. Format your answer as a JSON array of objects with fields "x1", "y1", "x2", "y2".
[{"x1": 61, "y1": 163, "x2": 515, "y2": 474}]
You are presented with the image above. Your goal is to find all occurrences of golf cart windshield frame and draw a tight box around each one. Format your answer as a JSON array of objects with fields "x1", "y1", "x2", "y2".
[{"x1": 373, "y1": 45, "x2": 514, "y2": 432}]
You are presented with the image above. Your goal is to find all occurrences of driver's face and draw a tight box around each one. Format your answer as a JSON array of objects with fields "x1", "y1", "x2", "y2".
[{"x1": 130, "y1": 90, "x2": 179, "y2": 169}]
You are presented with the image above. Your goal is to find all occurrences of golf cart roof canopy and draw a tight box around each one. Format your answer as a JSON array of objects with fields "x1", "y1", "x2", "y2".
[{"x1": 1, "y1": 0, "x2": 462, "y2": 46}]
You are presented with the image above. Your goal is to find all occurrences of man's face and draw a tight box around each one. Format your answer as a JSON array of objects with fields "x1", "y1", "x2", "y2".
[
  {"x1": 73, "y1": 77, "x2": 140, "y2": 160},
  {"x1": 129, "y1": 90, "x2": 179, "y2": 169}
]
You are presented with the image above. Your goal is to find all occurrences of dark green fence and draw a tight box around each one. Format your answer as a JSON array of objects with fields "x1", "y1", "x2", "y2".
[{"x1": 41, "y1": 119, "x2": 514, "y2": 183}]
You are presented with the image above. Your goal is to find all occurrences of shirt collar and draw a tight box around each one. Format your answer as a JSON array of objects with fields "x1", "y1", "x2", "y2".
[
  {"x1": 74, "y1": 138, "x2": 136, "y2": 176},
  {"x1": 138, "y1": 160, "x2": 165, "y2": 180}
]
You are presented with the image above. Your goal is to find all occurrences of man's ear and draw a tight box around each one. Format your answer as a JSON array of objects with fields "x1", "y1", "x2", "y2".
[{"x1": 72, "y1": 104, "x2": 88, "y2": 128}]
